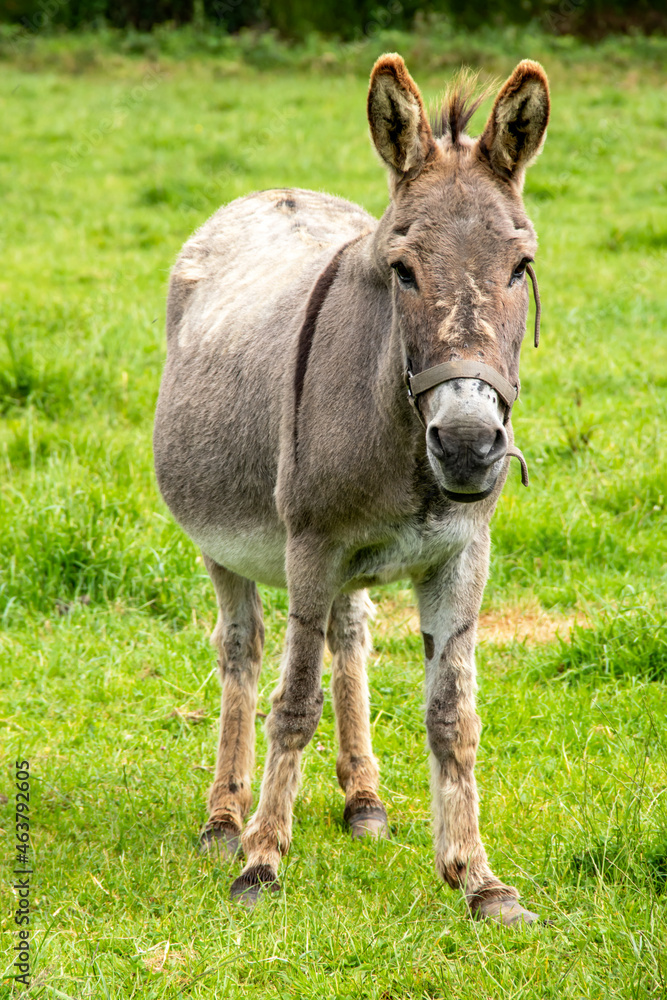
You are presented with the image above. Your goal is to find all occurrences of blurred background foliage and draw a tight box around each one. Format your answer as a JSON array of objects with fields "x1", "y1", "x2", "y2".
[{"x1": 0, "y1": 0, "x2": 664, "y2": 38}]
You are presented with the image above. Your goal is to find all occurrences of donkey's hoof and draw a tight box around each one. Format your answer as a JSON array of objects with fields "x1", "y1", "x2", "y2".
[
  {"x1": 345, "y1": 805, "x2": 390, "y2": 841},
  {"x1": 199, "y1": 823, "x2": 243, "y2": 860},
  {"x1": 230, "y1": 865, "x2": 280, "y2": 909},
  {"x1": 473, "y1": 896, "x2": 540, "y2": 926}
]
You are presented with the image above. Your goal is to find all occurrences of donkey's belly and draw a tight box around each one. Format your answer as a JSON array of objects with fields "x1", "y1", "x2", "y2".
[
  {"x1": 191, "y1": 522, "x2": 288, "y2": 589},
  {"x1": 191, "y1": 509, "x2": 474, "y2": 592}
]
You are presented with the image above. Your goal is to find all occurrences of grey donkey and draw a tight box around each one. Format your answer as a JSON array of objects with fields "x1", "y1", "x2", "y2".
[{"x1": 154, "y1": 54, "x2": 550, "y2": 924}]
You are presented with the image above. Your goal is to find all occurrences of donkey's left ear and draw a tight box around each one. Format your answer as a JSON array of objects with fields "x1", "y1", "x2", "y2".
[
  {"x1": 479, "y1": 60, "x2": 550, "y2": 185},
  {"x1": 368, "y1": 53, "x2": 436, "y2": 182}
]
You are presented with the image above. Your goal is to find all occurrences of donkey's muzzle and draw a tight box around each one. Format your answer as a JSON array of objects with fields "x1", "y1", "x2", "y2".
[{"x1": 426, "y1": 420, "x2": 508, "y2": 496}]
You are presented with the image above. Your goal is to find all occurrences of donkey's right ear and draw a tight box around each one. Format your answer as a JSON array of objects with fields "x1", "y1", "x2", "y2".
[{"x1": 368, "y1": 53, "x2": 436, "y2": 182}]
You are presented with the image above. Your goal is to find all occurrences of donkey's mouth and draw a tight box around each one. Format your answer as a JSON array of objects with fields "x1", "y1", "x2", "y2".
[
  {"x1": 427, "y1": 434, "x2": 505, "y2": 504},
  {"x1": 429, "y1": 460, "x2": 503, "y2": 504},
  {"x1": 433, "y1": 446, "x2": 530, "y2": 503},
  {"x1": 441, "y1": 484, "x2": 497, "y2": 503}
]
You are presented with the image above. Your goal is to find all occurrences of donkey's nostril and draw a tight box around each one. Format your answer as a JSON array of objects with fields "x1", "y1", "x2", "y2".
[
  {"x1": 427, "y1": 426, "x2": 457, "y2": 462},
  {"x1": 475, "y1": 426, "x2": 507, "y2": 466}
]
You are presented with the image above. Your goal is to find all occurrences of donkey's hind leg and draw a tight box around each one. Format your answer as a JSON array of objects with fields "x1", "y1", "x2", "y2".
[
  {"x1": 200, "y1": 554, "x2": 264, "y2": 859},
  {"x1": 328, "y1": 590, "x2": 389, "y2": 840}
]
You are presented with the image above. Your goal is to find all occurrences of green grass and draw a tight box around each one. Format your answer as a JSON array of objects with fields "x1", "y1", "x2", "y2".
[{"x1": 1, "y1": 30, "x2": 666, "y2": 999}]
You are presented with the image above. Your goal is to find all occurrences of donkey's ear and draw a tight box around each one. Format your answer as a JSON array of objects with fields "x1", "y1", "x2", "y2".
[
  {"x1": 368, "y1": 53, "x2": 436, "y2": 180},
  {"x1": 479, "y1": 60, "x2": 550, "y2": 184}
]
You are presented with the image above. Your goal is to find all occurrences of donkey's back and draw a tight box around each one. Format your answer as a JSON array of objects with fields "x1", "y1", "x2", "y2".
[
  {"x1": 154, "y1": 188, "x2": 374, "y2": 586},
  {"x1": 166, "y1": 188, "x2": 373, "y2": 352}
]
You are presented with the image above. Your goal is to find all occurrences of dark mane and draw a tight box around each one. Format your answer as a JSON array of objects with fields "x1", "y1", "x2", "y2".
[{"x1": 429, "y1": 71, "x2": 493, "y2": 145}]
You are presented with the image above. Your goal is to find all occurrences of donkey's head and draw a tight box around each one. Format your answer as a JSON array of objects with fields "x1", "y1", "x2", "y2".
[{"x1": 368, "y1": 55, "x2": 549, "y2": 501}]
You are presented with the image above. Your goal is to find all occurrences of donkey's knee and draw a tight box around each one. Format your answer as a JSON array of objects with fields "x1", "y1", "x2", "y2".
[
  {"x1": 426, "y1": 693, "x2": 481, "y2": 769},
  {"x1": 207, "y1": 557, "x2": 264, "y2": 670},
  {"x1": 212, "y1": 616, "x2": 264, "y2": 681},
  {"x1": 327, "y1": 591, "x2": 373, "y2": 655},
  {"x1": 266, "y1": 689, "x2": 324, "y2": 751}
]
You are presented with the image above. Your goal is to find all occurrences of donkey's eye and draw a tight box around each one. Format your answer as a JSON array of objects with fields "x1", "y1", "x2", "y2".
[
  {"x1": 509, "y1": 257, "x2": 532, "y2": 287},
  {"x1": 391, "y1": 261, "x2": 417, "y2": 288}
]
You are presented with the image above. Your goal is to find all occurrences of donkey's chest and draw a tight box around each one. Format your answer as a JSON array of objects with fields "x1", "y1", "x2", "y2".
[{"x1": 344, "y1": 511, "x2": 478, "y2": 588}]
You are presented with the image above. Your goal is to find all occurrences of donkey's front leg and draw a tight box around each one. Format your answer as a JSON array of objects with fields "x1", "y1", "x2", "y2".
[
  {"x1": 230, "y1": 536, "x2": 335, "y2": 906},
  {"x1": 416, "y1": 532, "x2": 539, "y2": 926}
]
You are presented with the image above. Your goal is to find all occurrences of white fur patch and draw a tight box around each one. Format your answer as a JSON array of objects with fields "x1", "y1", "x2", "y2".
[
  {"x1": 174, "y1": 190, "x2": 372, "y2": 351},
  {"x1": 344, "y1": 507, "x2": 478, "y2": 592},
  {"x1": 437, "y1": 273, "x2": 495, "y2": 342},
  {"x1": 194, "y1": 524, "x2": 288, "y2": 589}
]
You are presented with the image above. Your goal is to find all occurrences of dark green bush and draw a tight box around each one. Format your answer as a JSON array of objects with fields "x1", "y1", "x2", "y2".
[
  {"x1": 0, "y1": 0, "x2": 193, "y2": 30},
  {"x1": 203, "y1": 0, "x2": 265, "y2": 33},
  {"x1": 107, "y1": 0, "x2": 193, "y2": 30},
  {"x1": 0, "y1": 0, "x2": 664, "y2": 36}
]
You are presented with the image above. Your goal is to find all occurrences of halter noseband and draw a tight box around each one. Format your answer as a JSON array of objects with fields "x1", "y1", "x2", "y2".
[{"x1": 406, "y1": 360, "x2": 518, "y2": 416}]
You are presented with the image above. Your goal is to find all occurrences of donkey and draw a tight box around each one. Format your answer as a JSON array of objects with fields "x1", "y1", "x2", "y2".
[{"x1": 154, "y1": 54, "x2": 550, "y2": 924}]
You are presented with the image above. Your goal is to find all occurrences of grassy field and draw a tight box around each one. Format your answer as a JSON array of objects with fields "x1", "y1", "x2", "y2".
[{"x1": 1, "y1": 29, "x2": 666, "y2": 999}]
